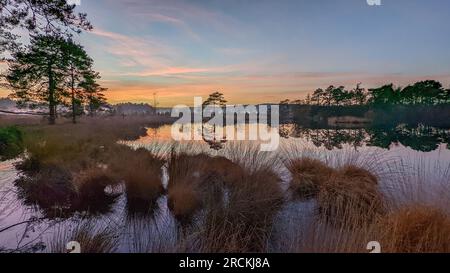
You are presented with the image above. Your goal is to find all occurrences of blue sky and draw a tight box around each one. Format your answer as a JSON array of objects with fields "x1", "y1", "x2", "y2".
[{"x1": 2, "y1": 0, "x2": 450, "y2": 106}]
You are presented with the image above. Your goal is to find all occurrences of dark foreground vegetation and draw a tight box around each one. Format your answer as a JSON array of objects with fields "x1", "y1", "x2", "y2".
[
  {"x1": 0, "y1": 126, "x2": 23, "y2": 160},
  {"x1": 0, "y1": 116, "x2": 449, "y2": 253}
]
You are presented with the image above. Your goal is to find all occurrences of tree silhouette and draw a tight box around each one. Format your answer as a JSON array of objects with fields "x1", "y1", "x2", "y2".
[
  {"x1": 79, "y1": 70, "x2": 107, "y2": 116},
  {"x1": 62, "y1": 39, "x2": 94, "y2": 123},
  {"x1": 351, "y1": 83, "x2": 367, "y2": 105},
  {"x1": 368, "y1": 84, "x2": 400, "y2": 105},
  {"x1": 311, "y1": 88, "x2": 324, "y2": 105},
  {"x1": 2, "y1": 35, "x2": 105, "y2": 123},
  {"x1": 285, "y1": 80, "x2": 449, "y2": 107},
  {"x1": 4, "y1": 35, "x2": 67, "y2": 124},
  {"x1": 203, "y1": 91, "x2": 227, "y2": 107},
  {"x1": 1, "y1": 0, "x2": 92, "y2": 54},
  {"x1": 400, "y1": 80, "x2": 444, "y2": 105}
]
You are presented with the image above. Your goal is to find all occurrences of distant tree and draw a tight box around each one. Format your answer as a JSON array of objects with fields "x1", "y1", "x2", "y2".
[
  {"x1": 300, "y1": 80, "x2": 448, "y2": 107},
  {"x1": 401, "y1": 80, "x2": 444, "y2": 105},
  {"x1": 3, "y1": 35, "x2": 67, "y2": 124},
  {"x1": 323, "y1": 86, "x2": 335, "y2": 106},
  {"x1": 311, "y1": 88, "x2": 324, "y2": 105},
  {"x1": 0, "y1": 0, "x2": 92, "y2": 54},
  {"x1": 203, "y1": 91, "x2": 227, "y2": 107},
  {"x1": 445, "y1": 87, "x2": 450, "y2": 104},
  {"x1": 305, "y1": 94, "x2": 311, "y2": 105},
  {"x1": 330, "y1": 86, "x2": 347, "y2": 106},
  {"x1": 352, "y1": 83, "x2": 367, "y2": 105},
  {"x1": 368, "y1": 84, "x2": 401, "y2": 105}
]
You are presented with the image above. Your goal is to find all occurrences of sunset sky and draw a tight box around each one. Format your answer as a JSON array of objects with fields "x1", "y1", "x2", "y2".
[{"x1": 2, "y1": 0, "x2": 450, "y2": 106}]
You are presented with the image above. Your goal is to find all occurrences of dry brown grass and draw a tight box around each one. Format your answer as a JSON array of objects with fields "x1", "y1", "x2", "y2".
[
  {"x1": 286, "y1": 157, "x2": 334, "y2": 199},
  {"x1": 198, "y1": 168, "x2": 285, "y2": 253},
  {"x1": 168, "y1": 182, "x2": 202, "y2": 222},
  {"x1": 340, "y1": 165, "x2": 378, "y2": 186},
  {"x1": 167, "y1": 152, "x2": 244, "y2": 188},
  {"x1": 109, "y1": 147, "x2": 164, "y2": 214},
  {"x1": 317, "y1": 164, "x2": 385, "y2": 227},
  {"x1": 378, "y1": 205, "x2": 450, "y2": 253},
  {"x1": 50, "y1": 221, "x2": 118, "y2": 253},
  {"x1": 71, "y1": 167, "x2": 120, "y2": 215},
  {"x1": 163, "y1": 148, "x2": 285, "y2": 252},
  {"x1": 0, "y1": 114, "x2": 44, "y2": 127},
  {"x1": 167, "y1": 152, "x2": 244, "y2": 221}
]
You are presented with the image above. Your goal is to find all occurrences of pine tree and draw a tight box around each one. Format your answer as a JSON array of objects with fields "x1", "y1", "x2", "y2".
[
  {"x1": 79, "y1": 70, "x2": 107, "y2": 116},
  {"x1": 203, "y1": 91, "x2": 227, "y2": 107},
  {"x1": 1, "y1": 0, "x2": 92, "y2": 54},
  {"x1": 62, "y1": 39, "x2": 94, "y2": 123},
  {"x1": 4, "y1": 35, "x2": 67, "y2": 124}
]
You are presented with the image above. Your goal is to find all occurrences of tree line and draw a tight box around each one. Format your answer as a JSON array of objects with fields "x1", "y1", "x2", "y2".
[
  {"x1": 1, "y1": 0, "x2": 105, "y2": 124},
  {"x1": 281, "y1": 81, "x2": 450, "y2": 106}
]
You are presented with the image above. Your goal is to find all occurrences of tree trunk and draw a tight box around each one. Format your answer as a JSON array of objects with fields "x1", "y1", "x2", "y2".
[
  {"x1": 71, "y1": 69, "x2": 77, "y2": 124},
  {"x1": 89, "y1": 99, "x2": 94, "y2": 117}
]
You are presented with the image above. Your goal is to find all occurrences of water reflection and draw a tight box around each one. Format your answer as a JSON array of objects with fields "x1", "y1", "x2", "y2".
[
  {"x1": 142, "y1": 123, "x2": 450, "y2": 152},
  {"x1": 280, "y1": 123, "x2": 450, "y2": 152}
]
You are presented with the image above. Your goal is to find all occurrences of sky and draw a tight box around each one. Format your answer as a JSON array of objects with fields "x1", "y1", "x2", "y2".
[{"x1": 2, "y1": 0, "x2": 450, "y2": 106}]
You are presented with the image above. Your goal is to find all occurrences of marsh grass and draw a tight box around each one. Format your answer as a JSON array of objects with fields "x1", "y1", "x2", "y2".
[
  {"x1": 50, "y1": 220, "x2": 119, "y2": 253},
  {"x1": 317, "y1": 165, "x2": 386, "y2": 228},
  {"x1": 166, "y1": 151, "x2": 244, "y2": 221},
  {"x1": 193, "y1": 167, "x2": 285, "y2": 253},
  {"x1": 286, "y1": 157, "x2": 334, "y2": 199},
  {"x1": 378, "y1": 205, "x2": 450, "y2": 253},
  {"x1": 12, "y1": 116, "x2": 169, "y2": 217},
  {"x1": 2, "y1": 116, "x2": 449, "y2": 253},
  {"x1": 122, "y1": 208, "x2": 180, "y2": 253},
  {"x1": 108, "y1": 147, "x2": 164, "y2": 215}
]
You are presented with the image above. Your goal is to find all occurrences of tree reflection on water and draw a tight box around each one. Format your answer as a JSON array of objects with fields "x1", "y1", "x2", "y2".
[{"x1": 280, "y1": 123, "x2": 450, "y2": 152}]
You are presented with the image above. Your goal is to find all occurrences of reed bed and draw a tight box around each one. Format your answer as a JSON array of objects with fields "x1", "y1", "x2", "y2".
[
  {"x1": 49, "y1": 220, "x2": 119, "y2": 253},
  {"x1": 1, "y1": 117, "x2": 449, "y2": 253}
]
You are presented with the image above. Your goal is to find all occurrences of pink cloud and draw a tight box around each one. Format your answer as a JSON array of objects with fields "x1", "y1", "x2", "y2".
[
  {"x1": 89, "y1": 28, "x2": 179, "y2": 72},
  {"x1": 142, "y1": 13, "x2": 202, "y2": 41}
]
